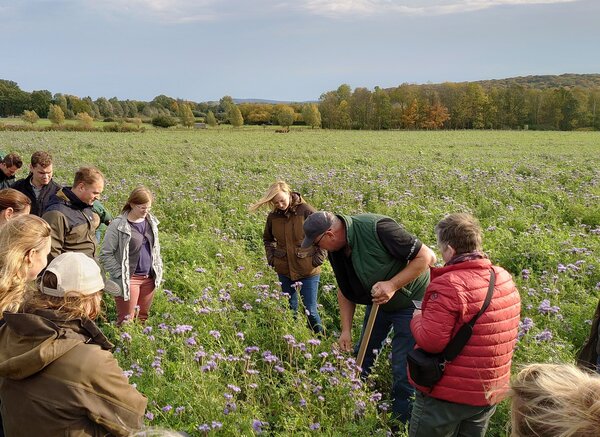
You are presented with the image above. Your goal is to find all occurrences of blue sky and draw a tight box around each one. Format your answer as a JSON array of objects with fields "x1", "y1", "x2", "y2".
[{"x1": 1, "y1": 0, "x2": 598, "y2": 102}]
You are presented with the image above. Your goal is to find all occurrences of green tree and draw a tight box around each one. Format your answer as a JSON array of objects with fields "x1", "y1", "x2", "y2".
[
  {"x1": 76, "y1": 112, "x2": 94, "y2": 129},
  {"x1": 21, "y1": 110, "x2": 39, "y2": 125},
  {"x1": 302, "y1": 104, "x2": 321, "y2": 128},
  {"x1": 48, "y1": 104, "x2": 65, "y2": 125},
  {"x1": 179, "y1": 103, "x2": 195, "y2": 127},
  {"x1": 206, "y1": 110, "x2": 218, "y2": 127},
  {"x1": 228, "y1": 105, "x2": 244, "y2": 127},
  {"x1": 95, "y1": 97, "x2": 114, "y2": 118},
  {"x1": 151, "y1": 115, "x2": 177, "y2": 128},
  {"x1": 29, "y1": 90, "x2": 52, "y2": 118},
  {"x1": 372, "y1": 87, "x2": 392, "y2": 130},
  {"x1": 276, "y1": 105, "x2": 295, "y2": 127},
  {"x1": 350, "y1": 87, "x2": 373, "y2": 129}
]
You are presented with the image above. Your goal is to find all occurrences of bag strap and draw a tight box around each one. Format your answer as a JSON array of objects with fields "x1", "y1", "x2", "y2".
[{"x1": 442, "y1": 268, "x2": 496, "y2": 361}]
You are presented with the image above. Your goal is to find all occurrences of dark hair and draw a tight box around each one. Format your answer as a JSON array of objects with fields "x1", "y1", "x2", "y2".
[
  {"x1": 0, "y1": 188, "x2": 31, "y2": 213},
  {"x1": 435, "y1": 213, "x2": 483, "y2": 255},
  {"x1": 30, "y1": 151, "x2": 53, "y2": 168},
  {"x1": 73, "y1": 166, "x2": 104, "y2": 186},
  {"x1": 2, "y1": 153, "x2": 23, "y2": 169}
]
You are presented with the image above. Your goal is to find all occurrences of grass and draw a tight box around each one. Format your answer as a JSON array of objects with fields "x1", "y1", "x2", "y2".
[{"x1": 1, "y1": 129, "x2": 599, "y2": 435}]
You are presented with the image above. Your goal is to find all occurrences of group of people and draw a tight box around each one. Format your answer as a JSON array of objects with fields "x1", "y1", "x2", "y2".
[
  {"x1": 253, "y1": 180, "x2": 600, "y2": 436},
  {"x1": 0, "y1": 150, "x2": 164, "y2": 435},
  {"x1": 0, "y1": 149, "x2": 597, "y2": 436}
]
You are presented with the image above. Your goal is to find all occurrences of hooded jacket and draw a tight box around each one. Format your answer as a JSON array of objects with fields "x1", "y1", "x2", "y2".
[
  {"x1": 12, "y1": 174, "x2": 61, "y2": 216},
  {"x1": 0, "y1": 309, "x2": 147, "y2": 436},
  {"x1": 42, "y1": 187, "x2": 100, "y2": 262},
  {"x1": 99, "y1": 213, "x2": 163, "y2": 301},
  {"x1": 410, "y1": 258, "x2": 521, "y2": 406},
  {"x1": 263, "y1": 193, "x2": 326, "y2": 281}
]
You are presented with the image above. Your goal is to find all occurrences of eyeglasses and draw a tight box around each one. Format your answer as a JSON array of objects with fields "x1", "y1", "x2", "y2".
[{"x1": 313, "y1": 230, "x2": 328, "y2": 247}]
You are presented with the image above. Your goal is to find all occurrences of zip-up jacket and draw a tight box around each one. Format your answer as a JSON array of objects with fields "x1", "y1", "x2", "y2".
[
  {"x1": 12, "y1": 174, "x2": 61, "y2": 216},
  {"x1": 42, "y1": 187, "x2": 99, "y2": 261}
]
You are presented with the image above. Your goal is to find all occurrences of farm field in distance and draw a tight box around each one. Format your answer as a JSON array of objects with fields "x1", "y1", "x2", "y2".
[{"x1": 1, "y1": 129, "x2": 599, "y2": 436}]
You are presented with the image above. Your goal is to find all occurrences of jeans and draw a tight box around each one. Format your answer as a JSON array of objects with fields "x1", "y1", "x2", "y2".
[
  {"x1": 356, "y1": 305, "x2": 415, "y2": 424},
  {"x1": 409, "y1": 391, "x2": 496, "y2": 437},
  {"x1": 278, "y1": 274, "x2": 323, "y2": 334}
]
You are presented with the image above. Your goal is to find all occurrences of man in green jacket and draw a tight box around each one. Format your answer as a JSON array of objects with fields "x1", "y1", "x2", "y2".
[{"x1": 302, "y1": 211, "x2": 435, "y2": 425}]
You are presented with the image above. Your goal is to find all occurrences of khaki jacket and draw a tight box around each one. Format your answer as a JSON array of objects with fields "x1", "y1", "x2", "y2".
[
  {"x1": 0, "y1": 309, "x2": 147, "y2": 436},
  {"x1": 263, "y1": 193, "x2": 326, "y2": 281}
]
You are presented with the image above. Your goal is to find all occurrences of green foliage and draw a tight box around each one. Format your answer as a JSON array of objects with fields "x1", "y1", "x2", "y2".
[
  {"x1": 301, "y1": 104, "x2": 321, "y2": 128},
  {"x1": 152, "y1": 115, "x2": 177, "y2": 128},
  {"x1": 48, "y1": 104, "x2": 65, "y2": 125},
  {"x1": 275, "y1": 105, "x2": 295, "y2": 127},
  {"x1": 206, "y1": 111, "x2": 217, "y2": 127},
  {"x1": 178, "y1": 104, "x2": 196, "y2": 128},
  {"x1": 228, "y1": 105, "x2": 244, "y2": 127}
]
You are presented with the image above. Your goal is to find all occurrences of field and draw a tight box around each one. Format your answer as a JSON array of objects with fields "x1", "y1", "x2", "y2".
[{"x1": 1, "y1": 128, "x2": 599, "y2": 436}]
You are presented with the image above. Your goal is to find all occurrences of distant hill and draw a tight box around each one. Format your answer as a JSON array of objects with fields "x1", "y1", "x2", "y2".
[
  {"x1": 233, "y1": 98, "x2": 318, "y2": 105},
  {"x1": 470, "y1": 73, "x2": 600, "y2": 90}
]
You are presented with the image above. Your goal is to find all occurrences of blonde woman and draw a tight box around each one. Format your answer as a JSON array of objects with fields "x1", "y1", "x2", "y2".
[
  {"x1": 0, "y1": 188, "x2": 31, "y2": 225},
  {"x1": 0, "y1": 214, "x2": 51, "y2": 315},
  {"x1": 0, "y1": 252, "x2": 147, "y2": 436},
  {"x1": 250, "y1": 181, "x2": 326, "y2": 334},
  {"x1": 509, "y1": 363, "x2": 600, "y2": 436},
  {"x1": 100, "y1": 186, "x2": 163, "y2": 325}
]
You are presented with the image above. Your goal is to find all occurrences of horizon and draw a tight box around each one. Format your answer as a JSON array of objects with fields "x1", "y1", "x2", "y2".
[{"x1": 1, "y1": 0, "x2": 599, "y2": 102}]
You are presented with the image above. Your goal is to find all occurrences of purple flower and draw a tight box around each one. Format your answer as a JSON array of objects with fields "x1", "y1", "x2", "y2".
[
  {"x1": 227, "y1": 384, "x2": 241, "y2": 393},
  {"x1": 209, "y1": 330, "x2": 221, "y2": 339},
  {"x1": 186, "y1": 337, "x2": 197, "y2": 346},
  {"x1": 195, "y1": 267, "x2": 206, "y2": 273},
  {"x1": 236, "y1": 332, "x2": 245, "y2": 340},
  {"x1": 319, "y1": 362, "x2": 336, "y2": 373},
  {"x1": 262, "y1": 351, "x2": 279, "y2": 363},
  {"x1": 242, "y1": 303, "x2": 253, "y2": 311},
  {"x1": 309, "y1": 423, "x2": 321, "y2": 431},
  {"x1": 145, "y1": 412, "x2": 154, "y2": 421},
  {"x1": 535, "y1": 328, "x2": 553, "y2": 342},
  {"x1": 252, "y1": 419, "x2": 267, "y2": 433},
  {"x1": 370, "y1": 392, "x2": 382, "y2": 402},
  {"x1": 557, "y1": 264, "x2": 567, "y2": 273},
  {"x1": 521, "y1": 269, "x2": 530, "y2": 280},
  {"x1": 245, "y1": 346, "x2": 260, "y2": 354},
  {"x1": 120, "y1": 332, "x2": 132, "y2": 342},
  {"x1": 274, "y1": 365, "x2": 284, "y2": 373},
  {"x1": 538, "y1": 299, "x2": 560, "y2": 315},
  {"x1": 161, "y1": 405, "x2": 172, "y2": 412},
  {"x1": 307, "y1": 338, "x2": 321, "y2": 346},
  {"x1": 175, "y1": 406, "x2": 185, "y2": 414},
  {"x1": 211, "y1": 421, "x2": 222, "y2": 430},
  {"x1": 197, "y1": 424, "x2": 210, "y2": 432}
]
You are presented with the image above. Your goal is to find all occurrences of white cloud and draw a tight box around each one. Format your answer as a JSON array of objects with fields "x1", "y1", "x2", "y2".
[
  {"x1": 298, "y1": 0, "x2": 581, "y2": 18},
  {"x1": 77, "y1": 0, "x2": 581, "y2": 23}
]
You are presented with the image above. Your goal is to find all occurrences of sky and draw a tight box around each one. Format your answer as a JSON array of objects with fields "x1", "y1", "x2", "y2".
[{"x1": 1, "y1": 0, "x2": 599, "y2": 102}]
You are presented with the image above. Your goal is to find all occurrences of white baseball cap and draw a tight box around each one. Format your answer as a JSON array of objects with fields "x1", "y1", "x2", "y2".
[{"x1": 41, "y1": 252, "x2": 121, "y2": 297}]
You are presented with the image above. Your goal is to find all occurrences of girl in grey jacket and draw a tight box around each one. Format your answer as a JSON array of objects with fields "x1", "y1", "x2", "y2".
[{"x1": 100, "y1": 186, "x2": 163, "y2": 325}]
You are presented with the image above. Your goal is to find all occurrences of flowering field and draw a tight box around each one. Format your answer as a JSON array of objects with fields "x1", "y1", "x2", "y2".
[{"x1": 2, "y1": 128, "x2": 599, "y2": 436}]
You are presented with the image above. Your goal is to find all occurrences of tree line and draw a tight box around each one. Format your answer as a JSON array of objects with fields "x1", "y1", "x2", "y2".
[{"x1": 1, "y1": 75, "x2": 599, "y2": 130}]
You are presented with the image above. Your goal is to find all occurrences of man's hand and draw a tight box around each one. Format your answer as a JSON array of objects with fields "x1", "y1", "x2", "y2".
[
  {"x1": 338, "y1": 330, "x2": 353, "y2": 352},
  {"x1": 370, "y1": 280, "x2": 396, "y2": 305}
]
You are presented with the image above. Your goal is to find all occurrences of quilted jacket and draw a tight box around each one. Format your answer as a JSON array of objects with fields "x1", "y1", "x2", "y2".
[{"x1": 410, "y1": 258, "x2": 521, "y2": 406}]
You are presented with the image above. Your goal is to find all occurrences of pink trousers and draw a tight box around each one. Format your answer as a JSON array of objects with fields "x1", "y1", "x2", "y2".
[{"x1": 115, "y1": 275, "x2": 155, "y2": 325}]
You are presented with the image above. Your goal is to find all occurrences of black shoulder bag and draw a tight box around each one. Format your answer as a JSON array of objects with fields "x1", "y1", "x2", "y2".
[{"x1": 407, "y1": 268, "x2": 496, "y2": 389}]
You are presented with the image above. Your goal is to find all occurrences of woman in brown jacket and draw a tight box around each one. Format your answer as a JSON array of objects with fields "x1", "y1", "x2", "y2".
[
  {"x1": 0, "y1": 252, "x2": 147, "y2": 436},
  {"x1": 251, "y1": 181, "x2": 326, "y2": 333}
]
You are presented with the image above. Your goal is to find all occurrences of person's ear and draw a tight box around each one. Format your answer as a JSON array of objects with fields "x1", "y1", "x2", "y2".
[
  {"x1": 4, "y1": 207, "x2": 14, "y2": 220},
  {"x1": 446, "y1": 244, "x2": 456, "y2": 258}
]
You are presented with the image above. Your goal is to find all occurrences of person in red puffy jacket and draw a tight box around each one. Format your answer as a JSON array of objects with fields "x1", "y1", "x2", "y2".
[{"x1": 409, "y1": 213, "x2": 521, "y2": 437}]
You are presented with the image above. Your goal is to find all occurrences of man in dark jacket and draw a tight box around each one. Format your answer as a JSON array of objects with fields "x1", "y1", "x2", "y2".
[
  {"x1": 0, "y1": 153, "x2": 23, "y2": 189},
  {"x1": 302, "y1": 211, "x2": 435, "y2": 425},
  {"x1": 42, "y1": 166, "x2": 105, "y2": 262},
  {"x1": 12, "y1": 151, "x2": 61, "y2": 216}
]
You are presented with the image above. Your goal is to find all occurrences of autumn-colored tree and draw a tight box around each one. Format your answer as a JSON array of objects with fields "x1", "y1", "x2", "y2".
[
  {"x1": 401, "y1": 99, "x2": 419, "y2": 129},
  {"x1": 21, "y1": 110, "x2": 39, "y2": 125},
  {"x1": 48, "y1": 104, "x2": 65, "y2": 125},
  {"x1": 76, "y1": 112, "x2": 94, "y2": 129},
  {"x1": 206, "y1": 110, "x2": 217, "y2": 127},
  {"x1": 421, "y1": 103, "x2": 450, "y2": 129}
]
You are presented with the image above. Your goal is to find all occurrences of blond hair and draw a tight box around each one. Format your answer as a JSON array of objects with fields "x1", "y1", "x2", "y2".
[
  {"x1": 509, "y1": 363, "x2": 600, "y2": 436},
  {"x1": 249, "y1": 181, "x2": 292, "y2": 212},
  {"x1": 0, "y1": 215, "x2": 51, "y2": 313},
  {"x1": 122, "y1": 186, "x2": 154, "y2": 214},
  {"x1": 22, "y1": 288, "x2": 103, "y2": 321}
]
